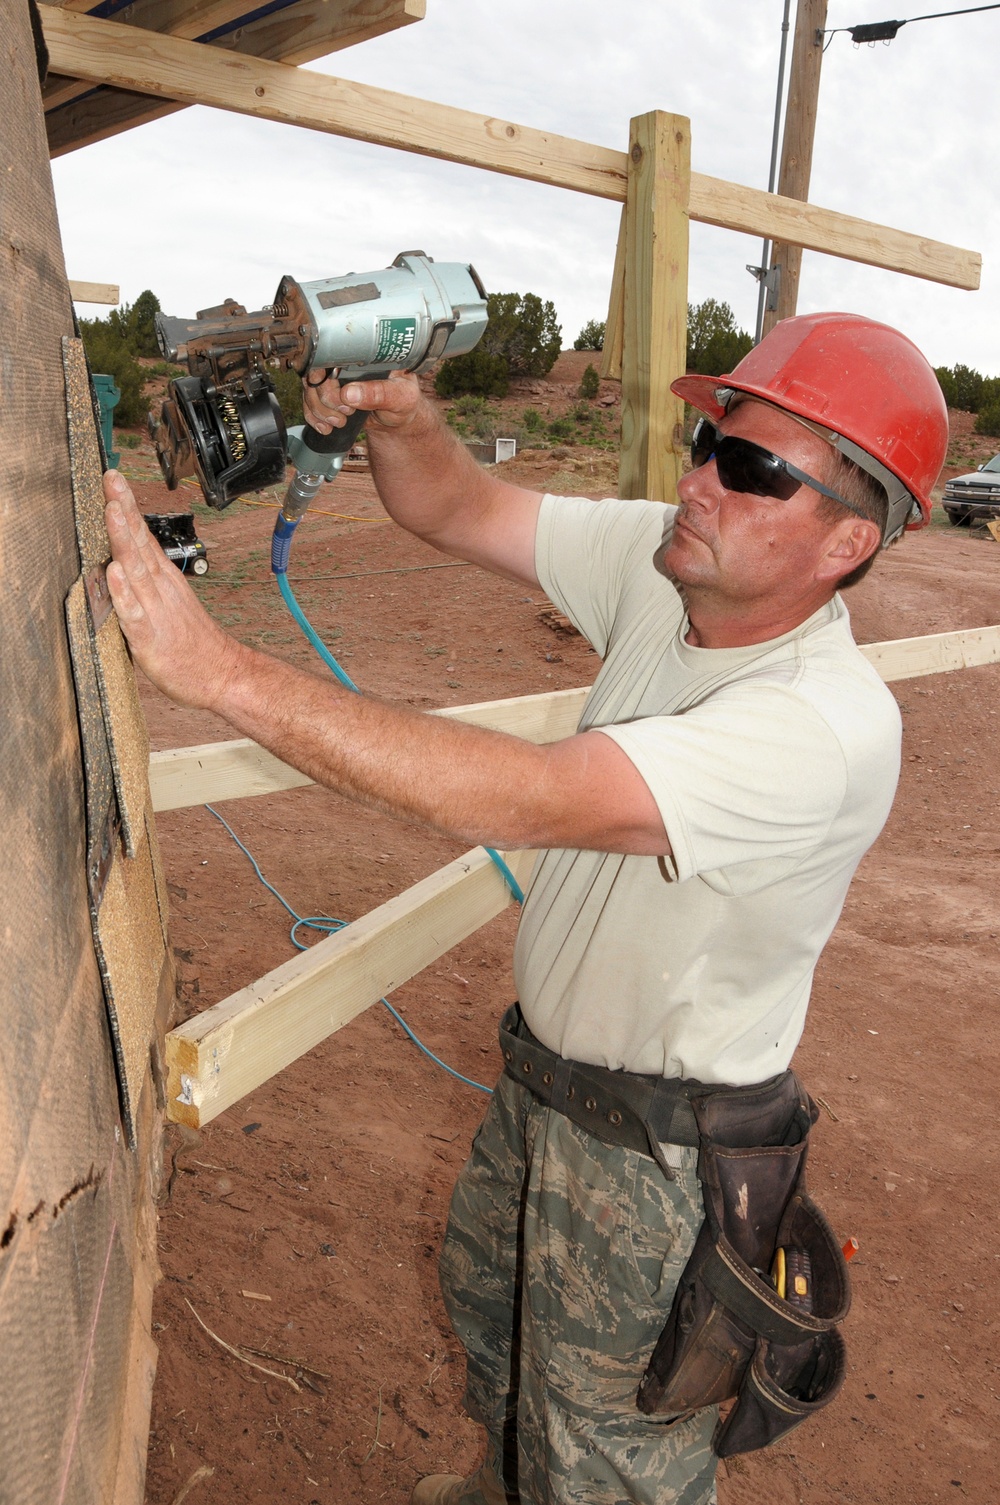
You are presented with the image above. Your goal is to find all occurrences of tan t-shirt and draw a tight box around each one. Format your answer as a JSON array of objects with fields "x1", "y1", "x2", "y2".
[{"x1": 513, "y1": 494, "x2": 901, "y2": 1085}]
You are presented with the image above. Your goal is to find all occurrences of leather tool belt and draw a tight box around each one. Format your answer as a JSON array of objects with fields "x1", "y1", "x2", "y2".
[{"x1": 499, "y1": 1004, "x2": 851, "y2": 1458}]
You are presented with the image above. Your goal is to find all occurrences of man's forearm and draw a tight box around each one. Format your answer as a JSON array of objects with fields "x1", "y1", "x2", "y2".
[
  {"x1": 205, "y1": 642, "x2": 666, "y2": 857},
  {"x1": 215, "y1": 643, "x2": 560, "y2": 849},
  {"x1": 304, "y1": 374, "x2": 542, "y2": 582},
  {"x1": 363, "y1": 393, "x2": 494, "y2": 550}
]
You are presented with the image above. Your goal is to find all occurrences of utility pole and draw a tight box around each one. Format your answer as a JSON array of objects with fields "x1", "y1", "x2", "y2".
[{"x1": 762, "y1": 0, "x2": 828, "y2": 336}]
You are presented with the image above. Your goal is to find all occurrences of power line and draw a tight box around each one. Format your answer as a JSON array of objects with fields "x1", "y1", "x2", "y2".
[{"x1": 822, "y1": 1, "x2": 1000, "y2": 49}]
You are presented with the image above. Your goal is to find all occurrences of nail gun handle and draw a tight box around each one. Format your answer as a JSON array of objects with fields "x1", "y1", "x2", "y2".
[{"x1": 299, "y1": 404, "x2": 370, "y2": 459}]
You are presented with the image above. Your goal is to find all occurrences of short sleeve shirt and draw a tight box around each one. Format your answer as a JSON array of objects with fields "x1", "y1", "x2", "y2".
[{"x1": 513, "y1": 494, "x2": 901, "y2": 1085}]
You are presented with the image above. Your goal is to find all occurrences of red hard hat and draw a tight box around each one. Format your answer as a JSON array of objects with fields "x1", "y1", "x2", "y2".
[{"x1": 671, "y1": 312, "x2": 949, "y2": 541}]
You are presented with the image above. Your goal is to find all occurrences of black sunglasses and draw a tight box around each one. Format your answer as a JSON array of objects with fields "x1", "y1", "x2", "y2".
[{"x1": 691, "y1": 419, "x2": 866, "y2": 519}]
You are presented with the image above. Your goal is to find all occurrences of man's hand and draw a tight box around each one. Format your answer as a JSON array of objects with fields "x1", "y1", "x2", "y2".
[
  {"x1": 302, "y1": 368, "x2": 421, "y2": 436},
  {"x1": 104, "y1": 469, "x2": 249, "y2": 709}
]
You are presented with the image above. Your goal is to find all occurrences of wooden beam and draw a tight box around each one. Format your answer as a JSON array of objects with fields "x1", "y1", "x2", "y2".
[
  {"x1": 68, "y1": 279, "x2": 119, "y2": 304},
  {"x1": 859, "y1": 623, "x2": 1000, "y2": 681},
  {"x1": 688, "y1": 174, "x2": 979, "y2": 291},
  {"x1": 42, "y1": 0, "x2": 256, "y2": 112},
  {"x1": 619, "y1": 111, "x2": 690, "y2": 503},
  {"x1": 149, "y1": 686, "x2": 590, "y2": 812},
  {"x1": 763, "y1": 0, "x2": 828, "y2": 336},
  {"x1": 165, "y1": 844, "x2": 537, "y2": 1127},
  {"x1": 600, "y1": 204, "x2": 626, "y2": 382},
  {"x1": 40, "y1": 8, "x2": 626, "y2": 196},
  {"x1": 39, "y1": 10, "x2": 981, "y2": 293},
  {"x1": 215, "y1": 0, "x2": 426, "y2": 67}
]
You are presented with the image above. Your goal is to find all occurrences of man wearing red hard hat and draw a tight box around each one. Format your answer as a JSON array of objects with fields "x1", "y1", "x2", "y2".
[{"x1": 104, "y1": 310, "x2": 948, "y2": 1505}]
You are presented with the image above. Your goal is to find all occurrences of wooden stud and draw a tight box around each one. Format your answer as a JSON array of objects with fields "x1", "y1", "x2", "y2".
[
  {"x1": 40, "y1": 8, "x2": 627, "y2": 195},
  {"x1": 763, "y1": 0, "x2": 829, "y2": 335},
  {"x1": 165, "y1": 844, "x2": 537, "y2": 1127},
  {"x1": 39, "y1": 11, "x2": 980, "y2": 293},
  {"x1": 619, "y1": 111, "x2": 690, "y2": 502},
  {"x1": 68, "y1": 279, "x2": 119, "y2": 305}
]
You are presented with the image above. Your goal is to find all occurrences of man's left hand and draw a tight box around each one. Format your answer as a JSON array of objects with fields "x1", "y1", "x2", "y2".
[{"x1": 103, "y1": 469, "x2": 248, "y2": 709}]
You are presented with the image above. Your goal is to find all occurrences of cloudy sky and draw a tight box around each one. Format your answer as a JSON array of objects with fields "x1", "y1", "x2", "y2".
[{"x1": 51, "y1": 0, "x2": 997, "y2": 373}]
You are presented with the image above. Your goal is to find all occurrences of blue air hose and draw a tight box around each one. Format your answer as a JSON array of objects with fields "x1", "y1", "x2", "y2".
[{"x1": 204, "y1": 805, "x2": 492, "y2": 1095}]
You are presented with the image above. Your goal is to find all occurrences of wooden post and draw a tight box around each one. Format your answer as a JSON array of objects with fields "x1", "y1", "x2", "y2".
[
  {"x1": 762, "y1": 0, "x2": 828, "y2": 335},
  {"x1": 619, "y1": 111, "x2": 691, "y2": 503},
  {"x1": 600, "y1": 204, "x2": 626, "y2": 381}
]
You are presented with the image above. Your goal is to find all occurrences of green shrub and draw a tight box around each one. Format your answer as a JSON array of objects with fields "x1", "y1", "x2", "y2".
[
  {"x1": 574, "y1": 319, "x2": 605, "y2": 351},
  {"x1": 436, "y1": 290, "x2": 561, "y2": 397},
  {"x1": 686, "y1": 298, "x2": 753, "y2": 377},
  {"x1": 935, "y1": 363, "x2": 986, "y2": 412},
  {"x1": 117, "y1": 432, "x2": 141, "y2": 450},
  {"x1": 451, "y1": 393, "x2": 491, "y2": 418},
  {"x1": 269, "y1": 366, "x2": 304, "y2": 426},
  {"x1": 108, "y1": 289, "x2": 162, "y2": 358},
  {"x1": 578, "y1": 363, "x2": 600, "y2": 399},
  {"x1": 547, "y1": 417, "x2": 575, "y2": 443},
  {"x1": 521, "y1": 407, "x2": 544, "y2": 432},
  {"x1": 974, "y1": 402, "x2": 1000, "y2": 438},
  {"x1": 80, "y1": 319, "x2": 147, "y2": 426},
  {"x1": 436, "y1": 347, "x2": 510, "y2": 398}
]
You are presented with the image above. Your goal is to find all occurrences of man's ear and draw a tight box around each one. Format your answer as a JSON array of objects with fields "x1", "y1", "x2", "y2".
[{"x1": 817, "y1": 517, "x2": 881, "y2": 583}]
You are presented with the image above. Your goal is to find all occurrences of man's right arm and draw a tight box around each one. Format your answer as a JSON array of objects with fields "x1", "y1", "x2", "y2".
[{"x1": 303, "y1": 369, "x2": 543, "y2": 585}]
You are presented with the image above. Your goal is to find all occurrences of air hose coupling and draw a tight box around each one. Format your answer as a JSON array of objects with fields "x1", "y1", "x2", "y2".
[{"x1": 271, "y1": 470, "x2": 325, "y2": 574}]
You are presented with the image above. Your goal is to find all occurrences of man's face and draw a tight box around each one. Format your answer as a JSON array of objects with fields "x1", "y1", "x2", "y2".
[{"x1": 655, "y1": 399, "x2": 857, "y2": 609}]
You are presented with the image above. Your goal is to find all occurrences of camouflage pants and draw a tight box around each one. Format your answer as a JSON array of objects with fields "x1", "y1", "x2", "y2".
[{"x1": 439, "y1": 1071, "x2": 718, "y2": 1505}]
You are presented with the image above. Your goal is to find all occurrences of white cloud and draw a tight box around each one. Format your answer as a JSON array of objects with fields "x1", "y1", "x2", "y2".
[{"x1": 53, "y1": 0, "x2": 997, "y2": 370}]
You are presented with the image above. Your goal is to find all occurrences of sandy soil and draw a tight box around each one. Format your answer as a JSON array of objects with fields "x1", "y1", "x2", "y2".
[{"x1": 123, "y1": 371, "x2": 1000, "y2": 1505}]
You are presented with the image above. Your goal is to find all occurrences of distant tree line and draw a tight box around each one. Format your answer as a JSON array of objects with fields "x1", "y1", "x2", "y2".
[
  {"x1": 79, "y1": 289, "x2": 163, "y2": 426},
  {"x1": 934, "y1": 364, "x2": 1000, "y2": 438},
  {"x1": 573, "y1": 299, "x2": 754, "y2": 376},
  {"x1": 438, "y1": 294, "x2": 758, "y2": 399}
]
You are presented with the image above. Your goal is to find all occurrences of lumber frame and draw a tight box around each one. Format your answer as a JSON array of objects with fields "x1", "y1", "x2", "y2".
[
  {"x1": 159, "y1": 620, "x2": 1000, "y2": 1127},
  {"x1": 600, "y1": 205, "x2": 627, "y2": 382},
  {"x1": 42, "y1": 5, "x2": 991, "y2": 1138},
  {"x1": 39, "y1": 9, "x2": 980, "y2": 292},
  {"x1": 618, "y1": 111, "x2": 690, "y2": 502}
]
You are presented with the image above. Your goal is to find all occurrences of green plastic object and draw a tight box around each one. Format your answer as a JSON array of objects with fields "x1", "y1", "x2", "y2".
[{"x1": 92, "y1": 372, "x2": 121, "y2": 468}]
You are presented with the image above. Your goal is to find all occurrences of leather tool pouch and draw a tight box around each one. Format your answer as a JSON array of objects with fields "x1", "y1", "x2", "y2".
[{"x1": 636, "y1": 1074, "x2": 851, "y2": 1458}]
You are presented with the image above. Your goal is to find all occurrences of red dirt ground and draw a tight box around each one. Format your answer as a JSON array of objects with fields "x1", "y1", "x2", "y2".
[{"x1": 126, "y1": 374, "x2": 1000, "y2": 1505}]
